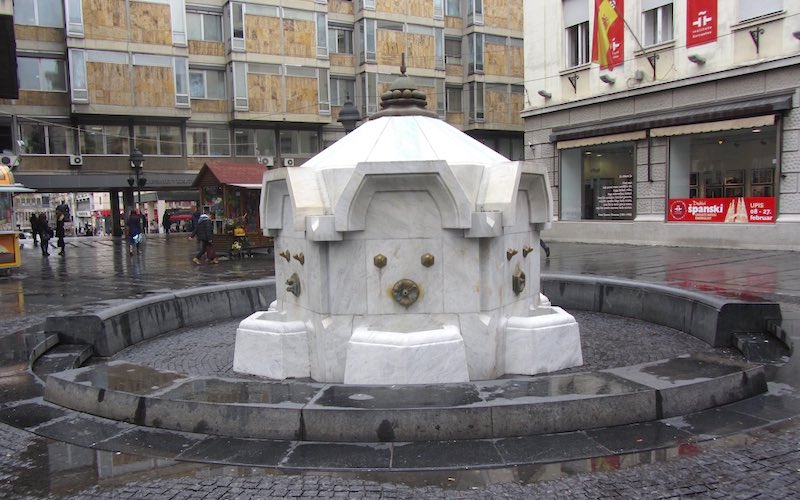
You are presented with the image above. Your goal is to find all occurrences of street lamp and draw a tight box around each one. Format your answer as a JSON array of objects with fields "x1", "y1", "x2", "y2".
[
  {"x1": 128, "y1": 148, "x2": 146, "y2": 210},
  {"x1": 337, "y1": 95, "x2": 362, "y2": 134}
]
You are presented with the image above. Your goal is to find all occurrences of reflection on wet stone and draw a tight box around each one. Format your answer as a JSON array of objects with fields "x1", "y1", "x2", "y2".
[{"x1": 73, "y1": 362, "x2": 187, "y2": 395}]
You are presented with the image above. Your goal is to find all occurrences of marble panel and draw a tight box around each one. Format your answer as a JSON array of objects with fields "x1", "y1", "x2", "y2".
[
  {"x1": 503, "y1": 306, "x2": 583, "y2": 376},
  {"x1": 327, "y1": 239, "x2": 367, "y2": 316},
  {"x1": 357, "y1": 190, "x2": 443, "y2": 240},
  {"x1": 459, "y1": 313, "x2": 500, "y2": 380},
  {"x1": 307, "y1": 314, "x2": 353, "y2": 383},
  {"x1": 442, "y1": 232, "x2": 481, "y2": 313},
  {"x1": 233, "y1": 311, "x2": 310, "y2": 380},
  {"x1": 274, "y1": 235, "x2": 311, "y2": 309},
  {"x1": 449, "y1": 163, "x2": 484, "y2": 203},
  {"x1": 306, "y1": 215, "x2": 342, "y2": 241},
  {"x1": 302, "y1": 240, "x2": 328, "y2": 313},
  {"x1": 365, "y1": 238, "x2": 444, "y2": 315},
  {"x1": 465, "y1": 211, "x2": 503, "y2": 238},
  {"x1": 286, "y1": 167, "x2": 327, "y2": 230},
  {"x1": 343, "y1": 324, "x2": 469, "y2": 384},
  {"x1": 479, "y1": 236, "x2": 506, "y2": 312}
]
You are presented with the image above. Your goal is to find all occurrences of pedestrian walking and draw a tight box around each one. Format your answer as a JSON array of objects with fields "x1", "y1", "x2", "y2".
[
  {"x1": 126, "y1": 209, "x2": 143, "y2": 256},
  {"x1": 162, "y1": 210, "x2": 171, "y2": 237},
  {"x1": 38, "y1": 213, "x2": 52, "y2": 256},
  {"x1": 29, "y1": 213, "x2": 39, "y2": 245},
  {"x1": 540, "y1": 238, "x2": 550, "y2": 258},
  {"x1": 55, "y1": 212, "x2": 67, "y2": 256},
  {"x1": 189, "y1": 213, "x2": 218, "y2": 264}
]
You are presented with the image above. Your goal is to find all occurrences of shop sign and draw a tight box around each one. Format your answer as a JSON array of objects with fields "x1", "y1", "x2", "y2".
[
  {"x1": 668, "y1": 197, "x2": 775, "y2": 223},
  {"x1": 687, "y1": 0, "x2": 717, "y2": 48}
]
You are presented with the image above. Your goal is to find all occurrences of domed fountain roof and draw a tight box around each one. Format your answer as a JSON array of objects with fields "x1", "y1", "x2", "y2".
[{"x1": 302, "y1": 64, "x2": 508, "y2": 171}]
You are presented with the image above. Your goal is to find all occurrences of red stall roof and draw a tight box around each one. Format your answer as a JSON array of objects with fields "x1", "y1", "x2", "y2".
[{"x1": 192, "y1": 161, "x2": 268, "y2": 188}]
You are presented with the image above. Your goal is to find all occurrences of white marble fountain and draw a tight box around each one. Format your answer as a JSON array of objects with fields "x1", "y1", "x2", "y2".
[{"x1": 233, "y1": 71, "x2": 583, "y2": 384}]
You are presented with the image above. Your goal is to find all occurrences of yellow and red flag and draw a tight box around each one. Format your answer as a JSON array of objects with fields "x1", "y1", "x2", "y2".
[{"x1": 592, "y1": 0, "x2": 624, "y2": 70}]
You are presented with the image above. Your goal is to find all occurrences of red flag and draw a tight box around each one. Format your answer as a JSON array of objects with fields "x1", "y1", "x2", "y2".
[{"x1": 592, "y1": 0, "x2": 624, "y2": 70}]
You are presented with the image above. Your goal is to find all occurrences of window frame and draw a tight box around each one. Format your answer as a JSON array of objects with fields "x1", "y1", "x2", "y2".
[
  {"x1": 189, "y1": 69, "x2": 227, "y2": 100},
  {"x1": 187, "y1": 11, "x2": 224, "y2": 42},
  {"x1": 14, "y1": 0, "x2": 64, "y2": 28},
  {"x1": 187, "y1": 127, "x2": 230, "y2": 157},
  {"x1": 565, "y1": 21, "x2": 590, "y2": 68},
  {"x1": 328, "y1": 25, "x2": 354, "y2": 55},
  {"x1": 18, "y1": 122, "x2": 72, "y2": 155},
  {"x1": 79, "y1": 125, "x2": 130, "y2": 156},
  {"x1": 642, "y1": 4, "x2": 674, "y2": 47},
  {"x1": 17, "y1": 57, "x2": 67, "y2": 92}
]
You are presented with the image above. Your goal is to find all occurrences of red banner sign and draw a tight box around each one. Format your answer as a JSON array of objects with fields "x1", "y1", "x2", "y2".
[
  {"x1": 687, "y1": 0, "x2": 717, "y2": 48},
  {"x1": 668, "y1": 197, "x2": 775, "y2": 223}
]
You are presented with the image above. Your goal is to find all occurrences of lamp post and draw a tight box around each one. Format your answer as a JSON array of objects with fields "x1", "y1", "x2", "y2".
[
  {"x1": 337, "y1": 95, "x2": 362, "y2": 134},
  {"x1": 128, "y1": 148, "x2": 146, "y2": 211}
]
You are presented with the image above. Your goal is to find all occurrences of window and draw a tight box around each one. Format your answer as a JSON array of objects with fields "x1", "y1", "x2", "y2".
[
  {"x1": 234, "y1": 129, "x2": 276, "y2": 157},
  {"x1": 19, "y1": 123, "x2": 71, "y2": 155},
  {"x1": 330, "y1": 78, "x2": 355, "y2": 106},
  {"x1": 317, "y1": 13, "x2": 328, "y2": 57},
  {"x1": 279, "y1": 130, "x2": 319, "y2": 155},
  {"x1": 564, "y1": 0, "x2": 590, "y2": 67},
  {"x1": 232, "y1": 62, "x2": 248, "y2": 110},
  {"x1": 467, "y1": 0, "x2": 483, "y2": 26},
  {"x1": 17, "y1": 57, "x2": 66, "y2": 92},
  {"x1": 642, "y1": 1, "x2": 673, "y2": 46},
  {"x1": 445, "y1": 38, "x2": 462, "y2": 65},
  {"x1": 231, "y1": 2, "x2": 245, "y2": 51},
  {"x1": 80, "y1": 125, "x2": 129, "y2": 155},
  {"x1": 445, "y1": 0, "x2": 460, "y2": 17},
  {"x1": 329, "y1": 25, "x2": 354, "y2": 54},
  {"x1": 359, "y1": 19, "x2": 376, "y2": 64},
  {"x1": 187, "y1": 11, "x2": 223, "y2": 42},
  {"x1": 188, "y1": 127, "x2": 230, "y2": 156},
  {"x1": 189, "y1": 69, "x2": 226, "y2": 99},
  {"x1": 65, "y1": 0, "x2": 84, "y2": 36},
  {"x1": 319, "y1": 68, "x2": 330, "y2": 114},
  {"x1": 738, "y1": 0, "x2": 782, "y2": 22},
  {"x1": 468, "y1": 81, "x2": 484, "y2": 121},
  {"x1": 171, "y1": 0, "x2": 187, "y2": 46},
  {"x1": 435, "y1": 28, "x2": 444, "y2": 69},
  {"x1": 14, "y1": 0, "x2": 63, "y2": 28},
  {"x1": 468, "y1": 33, "x2": 483, "y2": 74},
  {"x1": 174, "y1": 58, "x2": 190, "y2": 106},
  {"x1": 134, "y1": 126, "x2": 182, "y2": 156},
  {"x1": 68, "y1": 49, "x2": 88, "y2": 101},
  {"x1": 434, "y1": 0, "x2": 443, "y2": 19},
  {"x1": 446, "y1": 86, "x2": 462, "y2": 112}
]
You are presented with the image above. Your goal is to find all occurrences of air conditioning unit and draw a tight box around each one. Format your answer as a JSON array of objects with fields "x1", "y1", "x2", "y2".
[
  {"x1": 257, "y1": 156, "x2": 274, "y2": 167},
  {"x1": 0, "y1": 155, "x2": 18, "y2": 168},
  {"x1": 283, "y1": 157, "x2": 295, "y2": 167},
  {"x1": 69, "y1": 155, "x2": 83, "y2": 167}
]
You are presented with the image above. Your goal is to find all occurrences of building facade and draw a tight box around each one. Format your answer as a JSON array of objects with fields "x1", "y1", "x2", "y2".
[
  {"x1": 524, "y1": 0, "x2": 800, "y2": 250},
  {"x1": 0, "y1": 0, "x2": 524, "y2": 204}
]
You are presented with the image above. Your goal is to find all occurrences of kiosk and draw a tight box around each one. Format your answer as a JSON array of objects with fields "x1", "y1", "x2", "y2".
[{"x1": 0, "y1": 165, "x2": 34, "y2": 273}]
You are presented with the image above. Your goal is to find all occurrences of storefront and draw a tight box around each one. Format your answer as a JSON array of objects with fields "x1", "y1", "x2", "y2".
[
  {"x1": 534, "y1": 89, "x2": 797, "y2": 250},
  {"x1": 0, "y1": 165, "x2": 34, "y2": 273},
  {"x1": 192, "y1": 161, "x2": 273, "y2": 255}
]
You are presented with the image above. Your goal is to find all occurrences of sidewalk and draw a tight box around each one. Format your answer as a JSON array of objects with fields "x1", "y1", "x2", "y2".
[{"x1": 1, "y1": 236, "x2": 799, "y2": 498}]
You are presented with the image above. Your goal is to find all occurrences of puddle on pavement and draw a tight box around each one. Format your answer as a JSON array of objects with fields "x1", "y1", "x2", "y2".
[{"x1": 72, "y1": 362, "x2": 187, "y2": 395}]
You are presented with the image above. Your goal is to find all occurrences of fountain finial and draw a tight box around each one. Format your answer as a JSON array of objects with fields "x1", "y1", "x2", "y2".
[{"x1": 370, "y1": 53, "x2": 438, "y2": 119}]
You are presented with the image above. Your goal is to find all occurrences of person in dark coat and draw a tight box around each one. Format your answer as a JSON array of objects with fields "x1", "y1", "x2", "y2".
[
  {"x1": 126, "y1": 208, "x2": 143, "y2": 256},
  {"x1": 29, "y1": 213, "x2": 39, "y2": 245},
  {"x1": 189, "y1": 213, "x2": 217, "y2": 264},
  {"x1": 162, "y1": 210, "x2": 171, "y2": 237},
  {"x1": 55, "y1": 212, "x2": 67, "y2": 256},
  {"x1": 38, "y1": 213, "x2": 51, "y2": 256}
]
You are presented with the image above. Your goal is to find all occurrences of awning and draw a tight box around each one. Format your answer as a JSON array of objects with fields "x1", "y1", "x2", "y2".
[
  {"x1": 557, "y1": 130, "x2": 646, "y2": 149},
  {"x1": 650, "y1": 115, "x2": 775, "y2": 137},
  {"x1": 0, "y1": 185, "x2": 35, "y2": 193},
  {"x1": 229, "y1": 183, "x2": 261, "y2": 189},
  {"x1": 549, "y1": 93, "x2": 793, "y2": 143}
]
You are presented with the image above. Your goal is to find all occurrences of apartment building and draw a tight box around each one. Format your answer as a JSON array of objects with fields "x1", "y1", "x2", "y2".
[
  {"x1": 0, "y1": 0, "x2": 525, "y2": 211},
  {"x1": 524, "y1": 0, "x2": 800, "y2": 250}
]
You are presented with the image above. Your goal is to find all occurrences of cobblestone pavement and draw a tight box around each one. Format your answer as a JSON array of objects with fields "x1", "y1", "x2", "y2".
[{"x1": 2, "y1": 237, "x2": 800, "y2": 498}]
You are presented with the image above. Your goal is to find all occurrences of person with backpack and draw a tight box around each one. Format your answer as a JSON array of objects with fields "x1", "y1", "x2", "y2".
[{"x1": 189, "y1": 213, "x2": 218, "y2": 264}]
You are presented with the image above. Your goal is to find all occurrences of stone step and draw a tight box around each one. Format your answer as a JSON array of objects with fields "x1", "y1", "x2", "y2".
[
  {"x1": 732, "y1": 332, "x2": 790, "y2": 365},
  {"x1": 32, "y1": 344, "x2": 93, "y2": 377}
]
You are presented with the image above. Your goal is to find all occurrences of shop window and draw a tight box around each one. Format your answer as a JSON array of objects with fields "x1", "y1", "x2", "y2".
[
  {"x1": 234, "y1": 129, "x2": 276, "y2": 157},
  {"x1": 17, "y1": 57, "x2": 66, "y2": 92},
  {"x1": 187, "y1": 11, "x2": 223, "y2": 42},
  {"x1": 667, "y1": 126, "x2": 777, "y2": 223},
  {"x1": 560, "y1": 143, "x2": 635, "y2": 221},
  {"x1": 134, "y1": 126, "x2": 182, "y2": 156},
  {"x1": 80, "y1": 125, "x2": 129, "y2": 155},
  {"x1": 279, "y1": 130, "x2": 319, "y2": 155},
  {"x1": 19, "y1": 123, "x2": 71, "y2": 155},
  {"x1": 642, "y1": 1, "x2": 673, "y2": 46},
  {"x1": 188, "y1": 127, "x2": 230, "y2": 156}
]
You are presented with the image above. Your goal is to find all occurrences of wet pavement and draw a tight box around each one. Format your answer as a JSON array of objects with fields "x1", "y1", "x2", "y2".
[{"x1": 1, "y1": 235, "x2": 800, "y2": 498}]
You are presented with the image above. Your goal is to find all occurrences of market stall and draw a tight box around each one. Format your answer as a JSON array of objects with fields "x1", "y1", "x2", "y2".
[
  {"x1": 192, "y1": 161, "x2": 273, "y2": 257},
  {"x1": 0, "y1": 165, "x2": 34, "y2": 273}
]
